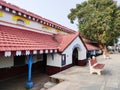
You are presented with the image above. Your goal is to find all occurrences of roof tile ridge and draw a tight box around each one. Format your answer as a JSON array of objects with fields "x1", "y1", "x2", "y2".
[
  {"x1": 0, "y1": 0, "x2": 43, "y2": 19},
  {"x1": 0, "y1": 0, "x2": 76, "y2": 33}
]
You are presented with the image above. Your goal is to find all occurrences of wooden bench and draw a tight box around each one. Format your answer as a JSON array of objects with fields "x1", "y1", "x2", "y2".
[{"x1": 89, "y1": 58, "x2": 105, "y2": 75}]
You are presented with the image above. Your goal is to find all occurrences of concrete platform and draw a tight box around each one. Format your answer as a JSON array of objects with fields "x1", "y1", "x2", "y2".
[
  {"x1": 48, "y1": 54, "x2": 120, "y2": 90},
  {"x1": 0, "y1": 54, "x2": 120, "y2": 90}
]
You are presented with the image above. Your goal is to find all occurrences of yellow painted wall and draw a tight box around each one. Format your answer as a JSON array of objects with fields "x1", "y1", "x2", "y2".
[
  {"x1": 12, "y1": 15, "x2": 30, "y2": 24},
  {"x1": 56, "y1": 29, "x2": 61, "y2": 33},
  {"x1": 0, "y1": 11, "x2": 3, "y2": 17},
  {"x1": 42, "y1": 24, "x2": 52, "y2": 30}
]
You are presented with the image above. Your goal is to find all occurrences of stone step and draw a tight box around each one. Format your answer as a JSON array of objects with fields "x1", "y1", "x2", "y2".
[
  {"x1": 40, "y1": 88, "x2": 46, "y2": 90},
  {"x1": 49, "y1": 77, "x2": 64, "y2": 83},
  {"x1": 44, "y1": 81, "x2": 57, "y2": 89}
]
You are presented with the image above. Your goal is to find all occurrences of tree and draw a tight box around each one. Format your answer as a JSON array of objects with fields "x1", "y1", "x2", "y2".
[{"x1": 68, "y1": 0, "x2": 120, "y2": 50}]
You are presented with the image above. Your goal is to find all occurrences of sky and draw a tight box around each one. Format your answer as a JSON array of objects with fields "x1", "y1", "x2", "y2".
[{"x1": 4, "y1": 0, "x2": 120, "y2": 31}]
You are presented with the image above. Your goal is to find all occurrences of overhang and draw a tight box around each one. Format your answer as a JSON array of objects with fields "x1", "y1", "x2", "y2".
[{"x1": 0, "y1": 25, "x2": 58, "y2": 56}]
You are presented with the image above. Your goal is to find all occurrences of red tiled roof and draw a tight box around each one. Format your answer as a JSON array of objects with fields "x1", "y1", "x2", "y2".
[
  {"x1": 85, "y1": 43, "x2": 99, "y2": 50},
  {"x1": 54, "y1": 32, "x2": 79, "y2": 52},
  {"x1": 0, "y1": 25, "x2": 80, "y2": 54},
  {"x1": 0, "y1": 25, "x2": 58, "y2": 51}
]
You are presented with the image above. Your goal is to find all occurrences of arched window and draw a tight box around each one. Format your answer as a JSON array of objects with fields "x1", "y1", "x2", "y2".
[{"x1": 17, "y1": 19, "x2": 25, "y2": 25}]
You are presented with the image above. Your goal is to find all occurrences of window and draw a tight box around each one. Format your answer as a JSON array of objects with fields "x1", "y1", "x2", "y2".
[
  {"x1": 14, "y1": 55, "x2": 26, "y2": 66},
  {"x1": 61, "y1": 54, "x2": 66, "y2": 66},
  {"x1": 17, "y1": 19, "x2": 25, "y2": 25}
]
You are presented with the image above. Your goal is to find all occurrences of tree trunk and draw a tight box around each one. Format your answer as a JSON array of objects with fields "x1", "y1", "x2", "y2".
[{"x1": 98, "y1": 44, "x2": 107, "y2": 51}]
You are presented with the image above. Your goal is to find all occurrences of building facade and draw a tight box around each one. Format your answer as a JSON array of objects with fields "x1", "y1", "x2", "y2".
[{"x1": 0, "y1": 0, "x2": 87, "y2": 82}]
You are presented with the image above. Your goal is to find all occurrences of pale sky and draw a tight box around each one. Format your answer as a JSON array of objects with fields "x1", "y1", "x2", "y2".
[{"x1": 4, "y1": 0, "x2": 120, "y2": 31}]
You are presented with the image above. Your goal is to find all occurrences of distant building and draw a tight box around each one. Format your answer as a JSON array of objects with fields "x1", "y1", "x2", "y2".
[
  {"x1": 80, "y1": 34, "x2": 101, "y2": 58},
  {"x1": 0, "y1": 0, "x2": 87, "y2": 82}
]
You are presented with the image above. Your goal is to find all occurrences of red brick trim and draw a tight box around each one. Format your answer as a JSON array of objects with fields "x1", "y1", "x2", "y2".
[
  {"x1": 78, "y1": 59, "x2": 87, "y2": 66},
  {"x1": 46, "y1": 64, "x2": 72, "y2": 75}
]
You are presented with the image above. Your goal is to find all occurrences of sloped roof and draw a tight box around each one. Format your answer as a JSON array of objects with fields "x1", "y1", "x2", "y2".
[
  {"x1": 54, "y1": 32, "x2": 79, "y2": 52},
  {"x1": 0, "y1": 25, "x2": 81, "y2": 54},
  {"x1": 0, "y1": 25, "x2": 58, "y2": 51},
  {"x1": 85, "y1": 43, "x2": 100, "y2": 50},
  {"x1": 0, "y1": 0, "x2": 87, "y2": 56}
]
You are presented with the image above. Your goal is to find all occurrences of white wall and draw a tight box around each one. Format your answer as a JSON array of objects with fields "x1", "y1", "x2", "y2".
[
  {"x1": 0, "y1": 55, "x2": 42, "y2": 68},
  {"x1": 47, "y1": 53, "x2": 61, "y2": 67},
  {"x1": 62, "y1": 37, "x2": 87, "y2": 66},
  {"x1": 0, "y1": 11, "x2": 67, "y2": 34},
  {"x1": 25, "y1": 54, "x2": 45, "y2": 64},
  {"x1": 26, "y1": 55, "x2": 38, "y2": 64},
  {"x1": 0, "y1": 56, "x2": 13, "y2": 68},
  {"x1": 0, "y1": 11, "x2": 43, "y2": 31},
  {"x1": 46, "y1": 37, "x2": 87, "y2": 67}
]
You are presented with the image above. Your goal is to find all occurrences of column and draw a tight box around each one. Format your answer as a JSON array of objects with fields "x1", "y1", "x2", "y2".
[{"x1": 26, "y1": 55, "x2": 34, "y2": 89}]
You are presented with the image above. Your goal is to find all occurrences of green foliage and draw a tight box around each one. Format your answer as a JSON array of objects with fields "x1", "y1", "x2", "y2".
[{"x1": 68, "y1": 0, "x2": 120, "y2": 46}]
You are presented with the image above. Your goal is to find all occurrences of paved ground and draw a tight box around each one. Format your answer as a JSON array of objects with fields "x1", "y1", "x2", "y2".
[
  {"x1": 0, "y1": 53, "x2": 120, "y2": 90},
  {"x1": 0, "y1": 72, "x2": 49, "y2": 90},
  {"x1": 48, "y1": 53, "x2": 120, "y2": 90}
]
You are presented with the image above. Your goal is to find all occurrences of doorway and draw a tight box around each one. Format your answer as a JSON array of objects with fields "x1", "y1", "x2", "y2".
[
  {"x1": 72, "y1": 48, "x2": 78, "y2": 66},
  {"x1": 42, "y1": 54, "x2": 47, "y2": 72}
]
